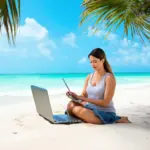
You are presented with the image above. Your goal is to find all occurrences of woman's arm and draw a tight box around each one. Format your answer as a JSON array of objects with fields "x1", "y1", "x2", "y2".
[
  {"x1": 80, "y1": 74, "x2": 116, "y2": 107},
  {"x1": 80, "y1": 74, "x2": 90, "y2": 98}
]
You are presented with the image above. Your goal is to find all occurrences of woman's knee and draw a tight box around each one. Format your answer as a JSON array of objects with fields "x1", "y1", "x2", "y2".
[
  {"x1": 80, "y1": 109, "x2": 101, "y2": 124},
  {"x1": 72, "y1": 106, "x2": 83, "y2": 115},
  {"x1": 67, "y1": 101, "x2": 76, "y2": 111},
  {"x1": 72, "y1": 107, "x2": 101, "y2": 124}
]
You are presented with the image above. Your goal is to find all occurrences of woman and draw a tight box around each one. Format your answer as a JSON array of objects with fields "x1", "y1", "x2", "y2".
[{"x1": 66, "y1": 48, "x2": 131, "y2": 124}]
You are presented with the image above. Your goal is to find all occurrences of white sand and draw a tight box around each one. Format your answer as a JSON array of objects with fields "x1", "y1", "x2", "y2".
[{"x1": 0, "y1": 84, "x2": 150, "y2": 150}]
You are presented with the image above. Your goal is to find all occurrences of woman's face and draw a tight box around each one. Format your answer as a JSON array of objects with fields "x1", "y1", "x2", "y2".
[{"x1": 89, "y1": 55, "x2": 104, "y2": 70}]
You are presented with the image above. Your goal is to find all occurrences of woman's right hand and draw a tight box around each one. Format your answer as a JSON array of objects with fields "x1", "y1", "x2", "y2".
[{"x1": 66, "y1": 91, "x2": 76, "y2": 96}]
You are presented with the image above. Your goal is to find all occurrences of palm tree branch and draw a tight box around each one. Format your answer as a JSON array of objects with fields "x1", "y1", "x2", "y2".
[
  {"x1": 0, "y1": 0, "x2": 20, "y2": 44},
  {"x1": 80, "y1": 0, "x2": 150, "y2": 44}
]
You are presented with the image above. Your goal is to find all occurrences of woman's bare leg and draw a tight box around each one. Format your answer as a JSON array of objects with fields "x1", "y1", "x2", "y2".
[
  {"x1": 66, "y1": 101, "x2": 81, "y2": 116},
  {"x1": 72, "y1": 106, "x2": 102, "y2": 124},
  {"x1": 67, "y1": 101, "x2": 131, "y2": 123}
]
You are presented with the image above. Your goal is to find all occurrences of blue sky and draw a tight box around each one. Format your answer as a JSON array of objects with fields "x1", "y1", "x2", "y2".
[{"x1": 0, "y1": 0, "x2": 149, "y2": 74}]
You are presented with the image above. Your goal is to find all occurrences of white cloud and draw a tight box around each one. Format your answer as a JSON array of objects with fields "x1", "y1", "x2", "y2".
[
  {"x1": 133, "y1": 42, "x2": 139, "y2": 48},
  {"x1": 87, "y1": 26, "x2": 117, "y2": 41},
  {"x1": 87, "y1": 26, "x2": 104, "y2": 37},
  {"x1": 18, "y1": 18, "x2": 48, "y2": 40},
  {"x1": 114, "y1": 45, "x2": 150, "y2": 65},
  {"x1": 140, "y1": 46, "x2": 150, "y2": 65},
  {"x1": 106, "y1": 34, "x2": 149, "y2": 66},
  {"x1": 37, "y1": 43, "x2": 52, "y2": 60},
  {"x1": 121, "y1": 38, "x2": 130, "y2": 47},
  {"x1": 62, "y1": 32, "x2": 77, "y2": 48},
  {"x1": 120, "y1": 38, "x2": 140, "y2": 48},
  {"x1": 0, "y1": 18, "x2": 57, "y2": 59},
  {"x1": 117, "y1": 48, "x2": 129, "y2": 55},
  {"x1": 78, "y1": 57, "x2": 87, "y2": 64},
  {"x1": 107, "y1": 33, "x2": 117, "y2": 41}
]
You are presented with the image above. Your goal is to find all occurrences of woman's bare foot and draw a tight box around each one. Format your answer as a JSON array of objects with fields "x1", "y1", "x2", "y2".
[{"x1": 116, "y1": 116, "x2": 131, "y2": 123}]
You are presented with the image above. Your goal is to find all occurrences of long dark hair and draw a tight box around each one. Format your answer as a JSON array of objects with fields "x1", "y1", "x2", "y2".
[{"x1": 88, "y1": 48, "x2": 113, "y2": 74}]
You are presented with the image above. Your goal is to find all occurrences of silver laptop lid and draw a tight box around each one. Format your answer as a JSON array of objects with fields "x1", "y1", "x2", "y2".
[{"x1": 31, "y1": 85, "x2": 54, "y2": 122}]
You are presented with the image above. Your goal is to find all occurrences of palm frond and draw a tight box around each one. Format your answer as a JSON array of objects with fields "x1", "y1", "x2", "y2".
[
  {"x1": 80, "y1": 0, "x2": 150, "y2": 44},
  {"x1": 0, "y1": 0, "x2": 20, "y2": 45}
]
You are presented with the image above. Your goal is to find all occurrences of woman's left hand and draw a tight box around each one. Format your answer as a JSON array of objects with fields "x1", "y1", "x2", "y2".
[
  {"x1": 75, "y1": 95, "x2": 88, "y2": 101},
  {"x1": 76, "y1": 95, "x2": 85, "y2": 100}
]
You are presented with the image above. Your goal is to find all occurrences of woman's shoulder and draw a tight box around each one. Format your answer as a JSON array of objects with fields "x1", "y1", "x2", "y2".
[
  {"x1": 85, "y1": 73, "x2": 93, "y2": 82},
  {"x1": 86, "y1": 74, "x2": 91, "y2": 81},
  {"x1": 105, "y1": 73, "x2": 116, "y2": 83}
]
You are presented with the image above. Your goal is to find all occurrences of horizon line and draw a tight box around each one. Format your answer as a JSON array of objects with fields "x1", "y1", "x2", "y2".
[{"x1": 0, "y1": 72, "x2": 150, "y2": 75}]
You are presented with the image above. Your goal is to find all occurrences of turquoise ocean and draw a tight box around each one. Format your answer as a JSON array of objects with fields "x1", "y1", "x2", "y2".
[{"x1": 0, "y1": 72, "x2": 150, "y2": 96}]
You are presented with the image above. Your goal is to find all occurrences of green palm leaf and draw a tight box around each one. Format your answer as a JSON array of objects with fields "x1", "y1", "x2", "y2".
[
  {"x1": 0, "y1": 0, "x2": 20, "y2": 44},
  {"x1": 80, "y1": 0, "x2": 150, "y2": 44}
]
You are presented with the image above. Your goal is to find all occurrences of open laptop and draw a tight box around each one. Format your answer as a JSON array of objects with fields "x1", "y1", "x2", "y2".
[
  {"x1": 31, "y1": 85, "x2": 82, "y2": 124},
  {"x1": 62, "y1": 78, "x2": 82, "y2": 103}
]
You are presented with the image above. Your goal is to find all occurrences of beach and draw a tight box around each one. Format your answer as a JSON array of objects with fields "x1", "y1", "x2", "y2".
[{"x1": 0, "y1": 73, "x2": 150, "y2": 150}]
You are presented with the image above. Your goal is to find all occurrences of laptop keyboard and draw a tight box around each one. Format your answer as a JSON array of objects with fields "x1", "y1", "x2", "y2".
[
  {"x1": 54, "y1": 116, "x2": 66, "y2": 122},
  {"x1": 53, "y1": 115, "x2": 82, "y2": 123}
]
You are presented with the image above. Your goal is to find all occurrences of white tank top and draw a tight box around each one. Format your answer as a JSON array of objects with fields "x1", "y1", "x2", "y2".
[{"x1": 86, "y1": 72, "x2": 116, "y2": 113}]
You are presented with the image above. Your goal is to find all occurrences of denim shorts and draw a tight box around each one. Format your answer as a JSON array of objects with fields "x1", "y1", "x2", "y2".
[{"x1": 84, "y1": 103, "x2": 121, "y2": 124}]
